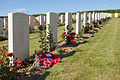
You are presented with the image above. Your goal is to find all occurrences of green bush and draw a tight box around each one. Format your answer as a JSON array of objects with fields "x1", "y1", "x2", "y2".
[
  {"x1": 56, "y1": 48, "x2": 64, "y2": 53},
  {"x1": 0, "y1": 36, "x2": 6, "y2": 41},
  {"x1": 57, "y1": 23, "x2": 65, "y2": 27}
]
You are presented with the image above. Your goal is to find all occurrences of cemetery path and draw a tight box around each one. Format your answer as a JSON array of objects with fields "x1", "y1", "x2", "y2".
[{"x1": 38, "y1": 18, "x2": 120, "y2": 80}]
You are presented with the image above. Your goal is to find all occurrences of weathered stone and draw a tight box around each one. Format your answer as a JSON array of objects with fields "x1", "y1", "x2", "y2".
[
  {"x1": 8, "y1": 13, "x2": 29, "y2": 61},
  {"x1": 65, "y1": 12, "x2": 72, "y2": 32},
  {"x1": 83, "y1": 13, "x2": 87, "y2": 26},
  {"x1": 76, "y1": 13, "x2": 81, "y2": 34},
  {"x1": 46, "y1": 12, "x2": 57, "y2": 45},
  {"x1": 61, "y1": 15, "x2": 65, "y2": 23},
  {"x1": 0, "y1": 18, "x2": 3, "y2": 34}
]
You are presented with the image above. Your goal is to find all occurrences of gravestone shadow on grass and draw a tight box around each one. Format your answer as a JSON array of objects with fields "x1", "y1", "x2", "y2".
[{"x1": 37, "y1": 71, "x2": 50, "y2": 80}]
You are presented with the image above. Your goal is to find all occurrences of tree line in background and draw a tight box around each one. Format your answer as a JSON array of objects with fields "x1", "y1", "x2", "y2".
[{"x1": 0, "y1": 9, "x2": 120, "y2": 18}]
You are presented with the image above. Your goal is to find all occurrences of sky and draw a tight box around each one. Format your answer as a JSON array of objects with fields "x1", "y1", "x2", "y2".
[{"x1": 0, "y1": 0, "x2": 119, "y2": 16}]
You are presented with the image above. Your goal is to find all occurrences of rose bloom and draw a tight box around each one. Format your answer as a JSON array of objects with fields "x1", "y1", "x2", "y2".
[
  {"x1": 72, "y1": 41, "x2": 76, "y2": 45},
  {"x1": 70, "y1": 35, "x2": 74, "y2": 40},
  {"x1": 7, "y1": 53, "x2": 14, "y2": 56},
  {"x1": 62, "y1": 32, "x2": 66, "y2": 35}
]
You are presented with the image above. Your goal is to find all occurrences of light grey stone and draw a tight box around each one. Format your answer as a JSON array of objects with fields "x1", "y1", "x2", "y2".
[
  {"x1": 95, "y1": 13, "x2": 98, "y2": 20},
  {"x1": 0, "y1": 18, "x2": 3, "y2": 34},
  {"x1": 8, "y1": 13, "x2": 29, "y2": 61},
  {"x1": 29, "y1": 16, "x2": 35, "y2": 29},
  {"x1": 40, "y1": 15, "x2": 44, "y2": 25},
  {"x1": 72, "y1": 14, "x2": 76, "y2": 20},
  {"x1": 115, "y1": 13, "x2": 118, "y2": 18},
  {"x1": 61, "y1": 15, "x2": 65, "y2": 23},
  {"x1": 76, "y1": 13, "x2": 81, "y2": 34},
  {"x1": 83, "y1": 13, "x2": 87, "y2": 26},
  {"x1": 88, "y1": 13, "x2": 92, "y2": 24},
  {"x1": 65, "y1": 12, "x2": 72, "y2": 32},
  {"x1": 92, "y1": 12, "x2": 95, "y2": 21},
  {"x1": 44, "y1": 16, "x2": 46, "y2": 24},
  {"x1": 46, "y1": 12, "x2": 57, "y2": 45},
  {"x1": 4, "y1": 18, "x2": 8, "y2": 28}
]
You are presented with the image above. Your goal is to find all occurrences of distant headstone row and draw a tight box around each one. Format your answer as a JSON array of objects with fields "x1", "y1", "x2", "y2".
[{"x1": 7, "y1": 12, "x2": 113, "y2": 60}]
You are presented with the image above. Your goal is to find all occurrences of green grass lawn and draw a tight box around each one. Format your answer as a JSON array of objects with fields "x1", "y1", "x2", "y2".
[
  {"x1": 37, "y1": 18, "x2": 120, "y2": 80},
  {"x1": 0, "y1": 23, "x2": 76, "y2": 56}
]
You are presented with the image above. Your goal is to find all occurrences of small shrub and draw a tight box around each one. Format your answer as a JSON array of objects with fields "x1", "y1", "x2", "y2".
[
  {"x1": 0, "y1": 36, "x2": 6, "y2": 41},
  {"x1": 56, "y1": 48, "x2": 64, "y2": 53},
  {"x1": 57, "y1": 23, "x2": 65, "y2": 27}
]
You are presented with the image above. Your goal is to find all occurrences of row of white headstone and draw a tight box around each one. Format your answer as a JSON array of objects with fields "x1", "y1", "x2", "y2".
[
  {"x1": 0, "y1": 18, "x2": 8, "y2": 34},
  {"x1": 7, "y1": 12, "x2": 112, "y2": 61}
]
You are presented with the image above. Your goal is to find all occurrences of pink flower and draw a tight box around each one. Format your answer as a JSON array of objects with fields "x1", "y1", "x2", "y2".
[
  {"x1": 17, "y1": 59, "x2": 22, "y2": 68},
  {"x1": 33, "y1": 20, "x2": 40, "y2": 25},
  {"x1": 17, "y1": 59, "x2": 21, "y2": 62},
  {"x1": 7, "y1": 53, "x2": 14, "y2": 56}
]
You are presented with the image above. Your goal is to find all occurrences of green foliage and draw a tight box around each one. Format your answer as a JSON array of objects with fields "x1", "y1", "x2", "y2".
[
  {"x1": 0, "y1": 36, "x2": 6, "y2": 41},
  {"x1": 38, "y1": 18, "x2": 120, "y2": 80},
  {"x1": 56, "y1": 48, "x2": 64, "y2": 53},
  {"x1": 57, "y1": 23, "x2": 65, "y2": 27},
  {"x1": 38, "y1": 25, "x2": 47, "y2": 52},
  {"x1": 61, "y1": 25, "x2": 76, "y2": 45},
  {"x1": 72, "y1": 20, "x2": 76, "y2": 23},
  {"x1": 4, "y1": 28, "x2": 8, "y2": 35},
  {"x1": 46, "y1": 24, "x2": 55, "y2": 52}
]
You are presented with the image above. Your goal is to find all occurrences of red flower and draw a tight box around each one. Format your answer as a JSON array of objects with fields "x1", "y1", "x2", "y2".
[
  {"x1": 26, "y1": 62, "x2": 29, "y2": 64},
  {"x1": 71, "y1": 32, "x2": 76, "y2": 35},
  {"x1": 72, "y1": 41, "x2": 76, "y2": 45},
  {"x1": 82, "y1": 25, "x2": 84, "y2": 27},
  {"x1": 12, "y1": 68, "x2": 15, "y2": 70},
  {"x1": 62, "y1": 32, "x2": 66, "y2": 35},
  {"x1": 85, "y1": 25, "x2": 87, "y2": 28},
  {"x1": 2, "y1": 46, "x2": 6, "y2": 49},
  {"x1": 6, "y1": 67, "x2": 10, "y2": 70},
  {"x1": 69, "y1": 32, "x2": 76, "y2": 35},
  {"x1": 70, "y1": 35, "x2": 74, "y2": 40},
  {"x1": 7, "y1": 53, "x2": 14, "y2": 56},
  {"x1": 90, "y1": 26, "x2": 92, "y2": 29},
  {"x1": 69, "y1": 33, "x2": 72, "y2": 35}
]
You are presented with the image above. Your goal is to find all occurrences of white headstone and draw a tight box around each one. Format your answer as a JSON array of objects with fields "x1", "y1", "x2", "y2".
[
  {"x1": 83, "y1": 13, "x2": 87, "y2": 26},
  {"x1": 72, "y1": 14, "x2": 76, "y2": 20},
  {"x1": 40, "y1": 15, "x2": 44, "y2": 25},
  {"x1": 65, "y1": 12, "x2": 72, "y2": 31},
  {"x1": 95, "y1": 13, "x2": 98, "y2": 20},
  {"x1": 61, "y1": 15, "x2": 65, "y2": 23},
  {"x1": 44, "y1": 16, "x2": 46, "y2": 23},
  {"x1": 0, "y1": 18, "x2": 3, "y2": 34},
  {"x1": 46, "y1": 12, "x2": 57, "y2": 45},
  {"x1": 88, "y1": 13, "x2": 92, "y2": 24},
  {"x1": 4, "y1": 18, "x2": 8, "y2": 28},
  {"x1": 8, "y1": 13, "x2": 29, "y2": 61},
  {"x1": 97, "y1": 13, "x2": 100, "y2": 20},
  {"x1": 76, "y1": 13, "x2": 81, "y2": 34},
  {"x1": 29, "y1": 16, "x2": 35, "y2": 29},
  {"x1": 115, "y1": 13, "x2": 118, "y2": 18},
  {"x1": 92, "y1": 12, "x2": 95, "y2": 21}
]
